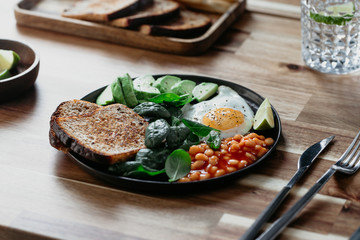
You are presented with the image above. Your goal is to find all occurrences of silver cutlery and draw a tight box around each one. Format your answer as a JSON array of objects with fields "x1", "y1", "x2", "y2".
[
  {"x1": 257, "y1": 130, "x2": 360, "y2": 240},
  {"x1": 350, "y1": 227, "x2": 360, "y2": 240},
  {"x1": 240, "y1": 135, "x2": 334, "y2": 240}
]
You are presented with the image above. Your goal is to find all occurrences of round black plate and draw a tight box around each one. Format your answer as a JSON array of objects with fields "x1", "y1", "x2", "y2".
[{"x1": 68, "y1": 74, "x2": 282, "y2": 193}]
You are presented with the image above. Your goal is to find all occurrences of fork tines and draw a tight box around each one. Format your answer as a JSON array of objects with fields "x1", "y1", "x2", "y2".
[{"x1": 335, "y1": 131, "x2": 360, "y2": 173}]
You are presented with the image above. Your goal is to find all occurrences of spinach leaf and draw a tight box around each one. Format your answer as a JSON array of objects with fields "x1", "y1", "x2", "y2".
[
  {"x1": 108, "y1": 161, "x2": 141, "y2": 176},
  {"x1": 170, "y1": 116, "x2": 181, "y2": 126},
  {"x1": 167, "y1": 106, "x2": 183, "y2": 119},
  {"x1": 135, "y1": 148, "x2": 170, "y2": 171},
  {"x1": 145, "y1": 119, "x2": 170, "y2": 148},
  {"x1": 108, "y1": 161, "x2": 151, "y2": 178},
  {"x1": 165, "y1": 149, "x2": 191, "y2": 182},
  {"x1": 180, "y1": 132, "x2": 200, "y2": 150},
  {"x1": 181, "y1": 119, "x2": 220, "y2": 137},
  {"x1": 133, "y1": 102, "x2": 171, "y2": 118},
  {"x1": 166, "y1": 125, "x2": 190, "y2": 149},
  {"x1": 149, "y1": 93, "x2": 181, "y2": 104},
  {"x1": 136, "y1": 165, "x2": 166, "y2": 176},
  {"x1": 175, "y1": 94, "x2": 192, "y2": 107},
  {"x1": 206, "y1": 130, "x2": 221, "y2": 150},
  {"x1": 149, "y1": 93, "x2": 191, "y2": 107},
  {"x1": 108, "y1": 161, "x2": 165, "y2": 178}
]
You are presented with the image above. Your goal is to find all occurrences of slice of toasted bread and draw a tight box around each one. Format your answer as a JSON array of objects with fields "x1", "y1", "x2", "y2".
[
  {"x1": 139, "y1": 9, "x2": 212, "y2": 38},
  {"x1": 110, "y1": 0, "x2": 180, "y2": 28},
  {"x1": 62, "y1": 0, "x2": 154, "y2": 22},
  {"x1": 52, "y1": 103, "x2": 148, "y2": 165},
  {"x1": 49, "y1": 100, "x2": 100, "y2": 152}
]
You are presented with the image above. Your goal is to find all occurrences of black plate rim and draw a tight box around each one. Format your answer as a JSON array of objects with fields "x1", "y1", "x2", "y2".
[{"x1": 68, "y1": 74, "x2": 282, "y2": 192}]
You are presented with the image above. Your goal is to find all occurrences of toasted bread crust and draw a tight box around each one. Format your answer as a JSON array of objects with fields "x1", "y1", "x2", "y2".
[
  {"x1": 110, "y1": 0, "x2": 180, "y2": 28},
  {"x1": 139, "y1": 9, "x2": 212, "y2": 38},
  {"x1": 62, "y1": 0, "x2": 154, "y2": 21},
  {"x1": 52, "y1": 103, "x2": 148, "y2": 165},
  {"x1": 49, "y1": 100, "x2": 100, "y2": 151}
]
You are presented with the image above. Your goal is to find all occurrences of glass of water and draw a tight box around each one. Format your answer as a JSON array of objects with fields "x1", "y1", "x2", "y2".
[{"x1": 301, "y1": 0, "x2": 360, "y2": 74}]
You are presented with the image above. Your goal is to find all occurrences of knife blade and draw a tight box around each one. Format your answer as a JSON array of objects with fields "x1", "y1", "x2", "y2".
[{"x1": 240, "y1": 135, "x2": 334, "y2": 240}]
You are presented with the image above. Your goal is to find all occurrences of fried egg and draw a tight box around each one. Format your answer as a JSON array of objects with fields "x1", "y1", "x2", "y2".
[{"x1": 182, "y1": 86, "x2": 254, "y2": 139}]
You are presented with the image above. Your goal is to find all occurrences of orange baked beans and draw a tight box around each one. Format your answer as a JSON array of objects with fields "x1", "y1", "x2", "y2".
[{"x1": 178, "y1": 133, "x2": 274, "y2": 182}]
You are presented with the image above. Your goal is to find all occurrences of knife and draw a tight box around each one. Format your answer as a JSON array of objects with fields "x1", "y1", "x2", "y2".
[
  {"x1": 240, "y1": 135, "x2": 335, "y2": 240},
  {"x1": 350, "y1": 227, "x2": 360, "y2": 240}
]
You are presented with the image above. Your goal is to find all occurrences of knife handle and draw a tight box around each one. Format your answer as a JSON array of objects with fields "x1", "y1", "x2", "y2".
[
  {"x1": 240, "y1": 185, "x2": 291, "y2": 240},
  {"x1": 256, "y1": 168, "x2": 336, "y2": 240},
  {"x1": 240, "y1": 166, "x2": 308, "y2": 240}
]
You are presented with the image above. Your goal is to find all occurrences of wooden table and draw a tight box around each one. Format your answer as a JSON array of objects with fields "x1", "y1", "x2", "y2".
[{"x1": 1, "y1": 0, "x2": 360, "y2": 239}]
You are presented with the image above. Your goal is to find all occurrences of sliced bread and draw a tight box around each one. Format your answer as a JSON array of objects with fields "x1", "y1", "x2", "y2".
[
  {"x1": 110, "y1": 0, "x2": 180, "y2": 28},
  {"x1": 139, "y1": 9, "x2": 212, "y2": 38},
  {"x1": 62, "y1": 0, "x2": 154, "y2": 22},
  {"x1": 52, "y1": 103, "x2": 148, "y2": 165},
  {"x1": 49, "y1": 99, "x2": 100, "y2": 152}
]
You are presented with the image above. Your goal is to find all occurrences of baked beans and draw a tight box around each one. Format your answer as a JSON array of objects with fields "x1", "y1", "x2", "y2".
[{"x1": 178, "y1": 133, "x2": 274, "y2": 182}]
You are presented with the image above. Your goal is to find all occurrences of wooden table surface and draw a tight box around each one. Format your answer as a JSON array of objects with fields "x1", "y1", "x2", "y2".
[{"x1": 1, "y1": 0, "x2": 360, "y2": 239}]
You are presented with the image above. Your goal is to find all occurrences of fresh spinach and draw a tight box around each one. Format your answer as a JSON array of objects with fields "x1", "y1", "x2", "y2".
[
  {"x1": 170, "y1": 116, "x2": 181, "y2": 126},
  {"x1": 166, "y1": 125, "x2": 190, "y2": 149},
  {"x1": 133, "y1": 102, "x2": 171, "y2": 118},
  {"x1": 165, "y1": 149, "x2": 191, "y2": 182},
  {"x1": 136, "y1": 165, "x2": 166, "y2": 176},
  {"x1": 167, "y1": 106, "x2": 183, "y2": 126},
  {"x1": 135, "y1": 148, "x2": 170, "y2": 171},
  {"x1": 149, "y1": 93, "x2": 181, "y2": 104},
  {"x1": 181, "y1": 119, "x2": 220, "y2": 137},
  {"x1": 145, "y1": 119, "x2": 170, "y2": 148},
  {"x1": 180, "y1": 132, "x2": 201, "y2": 150},
  {"x1": 108, "y1": 161, "x2": 141, "y2": 176},
  {"x1": 149, "y1": 93, "x2": 191, "y2": 107},
  {"x1": 108, "y1": 161, "x2": 165, "y2": 178},
  {"x1": 167, "y1": 106, "x2": 183, "y2": 119},
  {"x1": 206, "y1": 130, "x2": 221, "y2": 150}
]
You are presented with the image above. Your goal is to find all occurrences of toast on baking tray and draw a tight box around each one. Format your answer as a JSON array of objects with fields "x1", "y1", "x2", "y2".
[
  {"x1": 110, "y1": 0, "x2": 181, "y2": 28},
  {"x1": 140, "y1": 9, "x2": 212, "y2": 38},
  {"x1": 62, "y1": 0, "x2": 154, "y2": 22},
  {"x1": 62, "y1": 0, "x2": 212, "y2": 38}
]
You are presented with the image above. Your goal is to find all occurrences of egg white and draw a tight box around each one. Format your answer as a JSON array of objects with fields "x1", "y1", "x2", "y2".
[{"x1": 182, "y1": 85, "x2": 254, "y2": 139}]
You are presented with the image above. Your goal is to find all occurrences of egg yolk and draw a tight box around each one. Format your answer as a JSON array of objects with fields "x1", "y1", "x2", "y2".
[{"x1": 202, "y1": 108, "x2": 245, "y2": 130}]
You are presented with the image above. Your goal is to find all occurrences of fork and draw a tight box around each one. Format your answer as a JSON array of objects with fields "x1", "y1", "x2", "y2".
[{"x1": 257, "y1": 130, "x2": 360, "y2": 240}]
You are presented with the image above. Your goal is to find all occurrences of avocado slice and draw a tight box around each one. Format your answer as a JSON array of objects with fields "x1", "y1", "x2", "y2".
[
  {"x1": 96, "y1": 84, "x2": 115, "y2": 106},
  {"x1": 192, "y1": 82, "x2": 218, "y2": 102},
  {"x1": 171, "y1": 80, "x2": 196, "y2": 96},
  {"x1": 133, "y1": 75, "x2": 160, "y2": 100},
  {"x1": 154, "y1": 75, "x2": 181, "y2": 93},
  {"x1": 118, "y1": 73, "x2": 138, "y2": 108},
  {"x1": 111, "y1": 78, "x2": 127, "y2": 105}
]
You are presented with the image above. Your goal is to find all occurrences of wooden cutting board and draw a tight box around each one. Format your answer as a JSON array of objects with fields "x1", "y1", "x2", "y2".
[{"x1": 14, "y1": 0, "x2": 246, "y2": 55}]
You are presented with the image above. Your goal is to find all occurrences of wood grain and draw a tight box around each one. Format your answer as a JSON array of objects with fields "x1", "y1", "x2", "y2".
[
  {"x1": 247, "y1": 0, "x2": 300, "y2": 19},
  {"x1": 14, "y1": 0, "x2": 246, "y2": 55},
  {"x1": 1, "y1": 0, "x2": 360, "y2": 239}
]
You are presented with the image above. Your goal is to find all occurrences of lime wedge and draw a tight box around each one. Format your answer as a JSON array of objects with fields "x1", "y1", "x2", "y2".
[
  {"x1": 326, "y1": 2, "x2": 354, "y2": 14},
  {"x1": 0, "y1": 50, "x2": 20, "y2": 71},
  {"x1": 310, "y1": 2, "x2": 355, "y2": 25},
  {"x1": 0, "y1": 69, "x2": 11, "y2": 80},
  {"x1": 253, "y1": 98, "x2": 275, "y2": 131}
]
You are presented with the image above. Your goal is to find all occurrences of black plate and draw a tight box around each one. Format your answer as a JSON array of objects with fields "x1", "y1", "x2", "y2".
[{"x1": 67, "y1": 74, "x2": 282, "y2": 193}]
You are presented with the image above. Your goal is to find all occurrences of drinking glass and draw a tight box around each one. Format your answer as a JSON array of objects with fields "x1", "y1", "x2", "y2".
[{"x1": 301, "y1": 0, "x2": 360, "y2": 74}]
